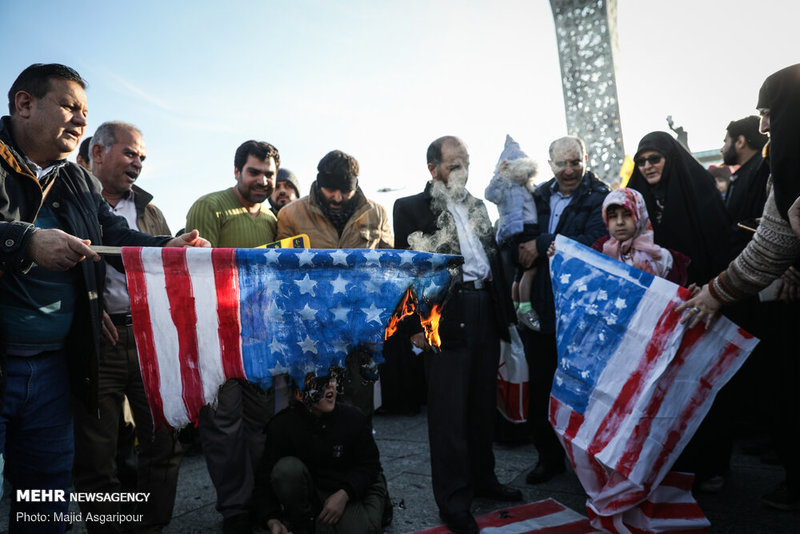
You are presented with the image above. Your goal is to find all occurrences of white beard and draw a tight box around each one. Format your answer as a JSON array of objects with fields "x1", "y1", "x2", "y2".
[{"x1": 432, "y1": 168, "x2": 468, "y2": 201}]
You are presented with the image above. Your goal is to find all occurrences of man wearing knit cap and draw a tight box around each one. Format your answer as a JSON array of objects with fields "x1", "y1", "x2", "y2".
[
  {"x1": 269, "y1": 167, "x2": 300, "y2": 216},
  {"x1": 276, "y1": 150, "x2": 392, "y2": 248},
  {"x1": 276, "y1": 150, "x2": 393, "y2": 421}
]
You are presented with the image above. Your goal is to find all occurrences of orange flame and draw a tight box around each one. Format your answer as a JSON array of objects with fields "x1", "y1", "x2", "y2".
[
  {"x1": 419, "y1": 303, "x2": 442, "y2": 349},
  {"x1": 385, "y1": 287, "x2": 417, "y2": 339},
  {"x1": 384, "y1": 286, "x2": 444, "y2": 350}
]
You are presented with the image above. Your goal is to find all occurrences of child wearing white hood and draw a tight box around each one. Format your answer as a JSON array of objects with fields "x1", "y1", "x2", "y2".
[{"x1": 485, "y1": 135, "x2": 541, "y2": 331}]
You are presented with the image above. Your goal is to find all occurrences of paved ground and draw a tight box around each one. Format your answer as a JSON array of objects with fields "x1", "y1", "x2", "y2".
[{"x1": 1, "y1": 410, "x2": 798, "y2": 533}]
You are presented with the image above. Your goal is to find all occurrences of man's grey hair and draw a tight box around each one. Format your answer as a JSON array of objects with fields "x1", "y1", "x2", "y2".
[
  {"x1": 90, "y1": 121, "x2": 142, "y2": 164},
  {"x1": 548, "y1": 136, "x2": 586, "y2": 160}
]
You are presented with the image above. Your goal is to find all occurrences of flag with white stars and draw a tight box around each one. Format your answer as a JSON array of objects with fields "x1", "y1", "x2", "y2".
[
  {"x1": 121, "y1": 247, "x2": 460, "y2": 428},
  {"x1": 548, "y1": 235, "x2": 757, "y2": 533}
]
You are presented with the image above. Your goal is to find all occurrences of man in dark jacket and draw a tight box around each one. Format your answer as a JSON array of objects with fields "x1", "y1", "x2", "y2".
[
  {"x1": 254, "y1": 373, "x2": 390, "y2": 534},
  {"x1": 393, "y1": 136, "x2": 520, "y2": 534},
  {"x1": 0, "y1": 63, "x2": 207, "y2": 533},
  {"x1": 515, "y1": 136, "x2": 608, "y2": 485},
  {"x1": 721, "y1": 115, "x2": 770, "y2": 252}
]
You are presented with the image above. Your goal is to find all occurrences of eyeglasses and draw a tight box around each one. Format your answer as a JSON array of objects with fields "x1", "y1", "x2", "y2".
[
  {"x1": 635, "y1": 154, "x2": 664, "y2": 167},
  {"x1": 552, "y1": 159, "x2": 583, "y2": 168}
]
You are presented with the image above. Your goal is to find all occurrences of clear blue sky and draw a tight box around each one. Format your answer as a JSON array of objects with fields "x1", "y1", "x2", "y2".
[{"x1": 1, "y1": 0, "x2": 797, "y2": 232}]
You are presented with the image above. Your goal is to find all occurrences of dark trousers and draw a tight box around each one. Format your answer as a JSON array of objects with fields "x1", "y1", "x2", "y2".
[
  {"x1": 521, "y1": 329, "x2": 565, "y2": 467},
  {"x1": 427, "y1": 288, "x2": 500, "y2": 516},
  {"x1": 762, "y1": 300, "x2": 800, "y2": 492},
  {"x1": 72, "y1": 325, "x2": 183, "y2": 533},
  {"x1": 199, "y1": 378, "x2": 273, "y2": 519},
  {"x1": 1, "y1": 349, "x2": 73, "y2": 534},
  {"x1": 270, "y1": 456, "x2": 388, "y2": 533}
]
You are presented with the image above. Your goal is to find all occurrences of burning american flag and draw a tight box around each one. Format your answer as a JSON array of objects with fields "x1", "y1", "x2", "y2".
[{"x1": 121, "y1": 247, "x2": 460, "y2": 428}]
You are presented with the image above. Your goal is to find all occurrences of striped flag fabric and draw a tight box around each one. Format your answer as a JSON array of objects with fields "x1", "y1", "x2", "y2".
[
  {"x1": 121, "y1": 247, "x2": 459, "y2": 428},
  {"x1": 548, "y1": 235, "x2": 759, "y2": 533},
  {"x1": 414, "y1": 498, "x2": 601, "y2": 533}
]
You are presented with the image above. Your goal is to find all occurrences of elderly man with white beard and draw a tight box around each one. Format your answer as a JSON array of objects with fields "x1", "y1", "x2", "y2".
[{"x1": 392, "y1": 136, "x2": 520, "y2": 534}]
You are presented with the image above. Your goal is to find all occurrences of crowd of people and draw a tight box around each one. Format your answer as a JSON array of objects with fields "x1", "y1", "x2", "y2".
[{"x1": 0, "y1": 60, "x2": 797, "y2": 534}]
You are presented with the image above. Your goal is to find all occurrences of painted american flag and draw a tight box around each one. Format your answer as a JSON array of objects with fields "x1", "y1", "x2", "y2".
[
  {"x1": 414, "y1": 498, "x2": 601, "y2": 533},
  {"x1": 121, "y1": 247, "x2": 459, "y2": 428},
  {"x1": 548, "y1": 235, "x2": 759, "y2": 533}
]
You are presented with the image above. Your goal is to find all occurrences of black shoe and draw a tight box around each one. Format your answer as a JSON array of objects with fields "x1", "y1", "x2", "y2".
[
  {"x1": 439, "y1": 510, "x2": 479, "y2": 534},
  {"x1": 525, "y1": 460, "x2": 566, "y2": 485},
  {"x1": 762, "y1": 481, "x2": 800, "y2": 511},
  {"x1": 222, "y1": 513, "x2": 252, "y2": 534},
  {"x1": 474, "y1": 482, "x2": 523, "y2": 502}
]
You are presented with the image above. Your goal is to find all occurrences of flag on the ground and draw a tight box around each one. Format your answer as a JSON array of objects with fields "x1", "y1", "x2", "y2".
[
  {"x1": 549, "y1": 235, "x2": 759, "y2": 533},
  {"x1": 122, "y1": 247, "x2": 459, "y2": 428},
  {"x1": 413, "y1": 498, "x2": 601, "y2": 533}
]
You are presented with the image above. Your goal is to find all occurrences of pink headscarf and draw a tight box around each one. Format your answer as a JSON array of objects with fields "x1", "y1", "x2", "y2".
[{"x1": 601, "y1": 188, "x2": 666, "y2": 275}]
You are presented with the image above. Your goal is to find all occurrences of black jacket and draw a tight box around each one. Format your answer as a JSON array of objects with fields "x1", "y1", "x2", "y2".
[
  {"x1": 725, "y1": 153, "x2": 769, "y2": 254},
  {"x1": 392, "y1": 182, "x2": 515, "y2": 345},
  {"x1": 254, "y1": 402, "x2": 381, "y2": 523},
  {"x1": 513, "y1": 171, "x2": 609, "y2": 333},
  {"x1": 0, "y1": 116, "x2": 170, "y2": 412}
]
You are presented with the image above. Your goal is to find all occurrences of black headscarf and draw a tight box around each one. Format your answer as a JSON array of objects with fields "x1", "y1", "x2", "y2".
[
  {"x1": 628, "y1": 131, "x2": 734, "y2": 285},
  {"x1": 757, "y1": 63, "x2": 800, "y2": 221}
]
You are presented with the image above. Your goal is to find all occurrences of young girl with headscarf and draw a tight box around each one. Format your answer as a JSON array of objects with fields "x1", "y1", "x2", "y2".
[{"x1": 591, "y1": 188, "x2": 688, "y2": 285}]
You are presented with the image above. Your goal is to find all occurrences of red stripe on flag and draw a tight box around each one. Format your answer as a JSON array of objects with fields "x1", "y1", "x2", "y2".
[
  {"x1": 661, "y1": 471, "x2": 695, "y2": 491},
  {"x1": 162, "y1": 248, "x2": 205, "y2": 422},
  {"x1": 122, "y1": 247, "x2": 168, "y2": 429},
  {"x1": 565, "y1": 406, "x2": 584, "y2": 440},
  {"x1": 637, "y1": 500, "x2": 707, "y2": 520},
  {"x1": 588, "y1": 302, "x2": 682, "y2": 458},
  {"x1": 647, "y1": 326, "x2": 722, "y2": 483},
  {"x1": 603, "y1": 325, "x2": 705, "y2": 511},
  {"x1": 211, "y1": 249, "x2": 245, "y2": 379},
  {"x1": 617, "y1": 318, "x2": 704, "y2": 477},
  {"x1": 527, "y1": 521, "x2": 600, "y2": 533},
  {"x1": 587, "y1": 509, "x2": 618, "y2": 532}
]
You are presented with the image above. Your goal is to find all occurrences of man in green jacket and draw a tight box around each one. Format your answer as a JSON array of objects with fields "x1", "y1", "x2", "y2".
[{"x1": 185, "y1": 140, "x2": 280, "y2": 534}]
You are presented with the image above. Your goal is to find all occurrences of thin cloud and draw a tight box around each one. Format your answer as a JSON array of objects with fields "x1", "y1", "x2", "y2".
[{"x1": 106, "y1": 71, "x2": 174, "y2": 111}]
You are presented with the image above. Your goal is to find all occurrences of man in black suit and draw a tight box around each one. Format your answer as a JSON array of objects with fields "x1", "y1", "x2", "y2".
[{"x1": 393, "y1": 136, "x2": 520, "y2": 534}]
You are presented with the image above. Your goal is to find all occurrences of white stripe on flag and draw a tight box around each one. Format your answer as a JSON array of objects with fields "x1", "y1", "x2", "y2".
[
  {"x1": 481, "y1": 506, "x2": 601, "y2": 533},
  {"x1": 185, "y1": 250, "x2": 226, "y2": 404},
  {"x1": 140, "y1": 248, "x2": 187, "y2": 427}
]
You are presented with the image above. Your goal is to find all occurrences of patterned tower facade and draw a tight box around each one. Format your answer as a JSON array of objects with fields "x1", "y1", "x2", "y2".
[{"x1": 550, "y1": 0, "x2": 625, "y2": 187}]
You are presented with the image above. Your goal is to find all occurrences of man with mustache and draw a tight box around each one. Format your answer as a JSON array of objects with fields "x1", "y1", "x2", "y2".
[
  {"x1": 0, "y1": 63, "x2": 208, "y2": 533},
  {"x1": 721, "y1": 116, "x2": 770, "y2": 251},
  {"x1": 268, "y1": 168, "x2": 300, "y2": 216},
  {"x1": 276, "y1": 150, "x2": 392, "y2": 249},
  {"x1": 276, "y1": 150, "x2": 393, "y2": 425},
  {"x1": 70, "y1": 121, "x2": 183, "y2": 532},
  {"x1": 186, "y1": 140, "x2": 280, "y2": 533},
  {"x1": 392, "y1": 136, "x2": 520, "y2": 534}
]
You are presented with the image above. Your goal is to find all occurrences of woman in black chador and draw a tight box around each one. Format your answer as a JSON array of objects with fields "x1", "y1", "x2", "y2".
[{"x1": 627, "y1": 131, "x2": 734, "y2": 285}]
